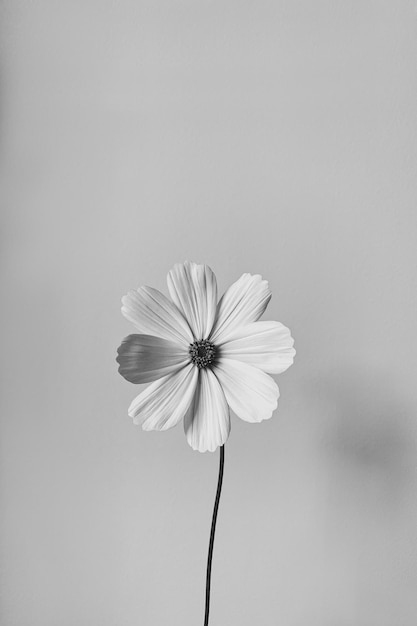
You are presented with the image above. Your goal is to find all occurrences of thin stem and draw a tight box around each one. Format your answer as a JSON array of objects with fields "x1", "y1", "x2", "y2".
[{"x1": 204, "y1": 445, "x2": 225, "y2": 626}]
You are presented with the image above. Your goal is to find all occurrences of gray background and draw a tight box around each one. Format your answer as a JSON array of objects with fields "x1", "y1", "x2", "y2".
[{"x1": 1, "y1": 1, "x2": 417, "y2": 625}]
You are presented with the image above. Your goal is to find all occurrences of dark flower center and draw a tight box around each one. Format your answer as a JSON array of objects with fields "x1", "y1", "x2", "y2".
[{"x1": 189, "y1": 339, "x2": 216, "y2": 369}]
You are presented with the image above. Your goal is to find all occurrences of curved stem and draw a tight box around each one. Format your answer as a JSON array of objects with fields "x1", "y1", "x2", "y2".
[{"x1": 204, "y1": 445, "x2": 225, "y2": 626}]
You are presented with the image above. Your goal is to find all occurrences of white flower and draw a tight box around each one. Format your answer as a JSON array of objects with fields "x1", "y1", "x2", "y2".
[{"x1": 117, "y1": 261, "x2": 295, "y2": 452}]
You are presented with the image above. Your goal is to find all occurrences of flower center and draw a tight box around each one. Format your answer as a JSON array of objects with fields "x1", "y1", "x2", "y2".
[{"x1": 189, "y1": 339, "x2": 216, "y2": 369}]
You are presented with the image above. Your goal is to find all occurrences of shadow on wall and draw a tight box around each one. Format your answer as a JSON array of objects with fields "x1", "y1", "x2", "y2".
[
  {"x1": 316, "y1": 368, "x2": 415, "y2": 516},
  {"x1": 304, "y1": 368, "x2": 417, "y2": 623}
]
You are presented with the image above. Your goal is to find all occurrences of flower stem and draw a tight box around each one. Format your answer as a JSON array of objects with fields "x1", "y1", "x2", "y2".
[{"x1": 204, "y1": 444, "x2": 225, "y2": 626}]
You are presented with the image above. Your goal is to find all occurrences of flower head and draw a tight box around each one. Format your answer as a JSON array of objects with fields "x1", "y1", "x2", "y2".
[{"x1": 117, "y1": 261, "x2": 295, "y2": 452}]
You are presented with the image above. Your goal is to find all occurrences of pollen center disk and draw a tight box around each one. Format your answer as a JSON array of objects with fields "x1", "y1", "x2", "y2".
[{"x1": 189, "y1": 339, "x2": 216, "y2": 369}]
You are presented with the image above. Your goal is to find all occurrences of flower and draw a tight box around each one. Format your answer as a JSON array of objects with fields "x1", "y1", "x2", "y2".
[{"x1": 117, "y1": 261, "x2": 295, "y2": 452}]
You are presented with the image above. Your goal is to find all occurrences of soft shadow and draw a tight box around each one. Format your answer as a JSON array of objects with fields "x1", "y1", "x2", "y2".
[{"x1": 314, "y1": 367, "x2": 415, "y2": 513}]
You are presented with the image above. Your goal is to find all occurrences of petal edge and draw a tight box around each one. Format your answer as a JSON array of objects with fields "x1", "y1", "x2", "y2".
[
  {"x1": 210, "y1": 273, "x2": 271, "y2": 344},
  {"x1": 128, "y1": 364, "x2": 198, "y2": 431},
  {"x1": 218, "y1": 321, "x2": 295, "y2": 374},
  {"x1": 214, "y1": 358, "x2": 279, "y2": 423},
  {"x1": 117, "y1": 334, "x2": 189, "y2": 384},
  {"x1": 184, "y1": 368, "x2": 230, "y2": 452},
  {"x1": 122, "y1": 286, "x2": 193, "y2": 345},
  {"x1": 167, "y1": 261, "x2": 218, "y2": 340}
]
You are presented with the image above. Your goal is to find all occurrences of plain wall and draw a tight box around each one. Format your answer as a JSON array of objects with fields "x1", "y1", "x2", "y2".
[{"x1": 1, "y1": 2, "x2": 417, "y2": 625}]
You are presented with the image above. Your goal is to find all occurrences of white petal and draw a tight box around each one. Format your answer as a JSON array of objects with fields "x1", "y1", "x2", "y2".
[
  {"x1": 209, "y1": 273, "x2": 271, "y2": 344},
  {"x1": 219, "y1": 321, "x2": 295, "y2": 374},
  {"x1": 128, "y1": 364, "x2": 198, "y2": 431},
  {"x1": 122, "y1": 286, "x2": 193, "y2": 345},
  {"x1": 167, "y1": 261, "x2": 218, "y2": 340},
  {"x1": 214, "y1": 358, "x2": 279, "y2": 423},
  {"x1": 184, "y1": 369, "x2": 230, "y2": 452},
  {"x1": 117, "y1": 334, "x2": 190, "y2": 384}
]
